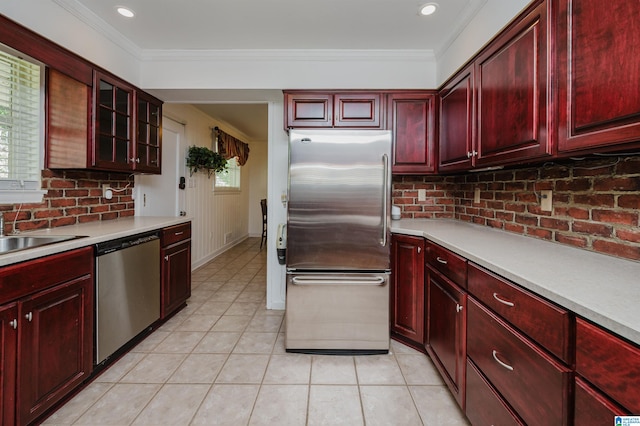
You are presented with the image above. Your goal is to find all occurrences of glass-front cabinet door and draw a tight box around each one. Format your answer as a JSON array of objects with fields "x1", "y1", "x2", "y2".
[
  {"x1": 136, "y1": 92, "x2": 162, "y2": 173},
  {"x1": 93, "y1": 71, "x2": 134, "y2": 171}
]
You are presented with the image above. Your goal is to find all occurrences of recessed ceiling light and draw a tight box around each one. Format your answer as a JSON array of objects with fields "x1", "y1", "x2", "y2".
[
  {"x1": 418, "y1": 3, "x2": 438, "y2": 16},
  {"x1": 116, "y1": 6, "x2": 135, "y2": 18}
]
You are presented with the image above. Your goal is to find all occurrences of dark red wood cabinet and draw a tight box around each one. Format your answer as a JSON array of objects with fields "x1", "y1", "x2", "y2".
[
  {"x1": 575, "y1": 318, "x2": 640, "y2": 414},
  {"x1": 161, "y1": 223, "x2": 192, "y2": 319},
  {"x1": 557, "y1": 0, "x2": 640, "y2": 154},
  {"x1": 284, "y1": 91, "x2": 383, "y2": 129},
  {"x1": 438, "y1": 64, "x2": 475, "y2": 173},
  {"x1": 387, "y1": 92, "x2": 437, "y2": 174},
  {"x1": 475, "y1": 0, "x2": 552, "y2": 167},
  {"x1": 135, "y1": 91, "x2": 163, "y2": 173},
  {"x1": 390, "y1": 234, "x2": 425, "y2": 348},
  {"x1": 0, "y1": 247, "x2": 94, "y2": 425},
  {"x1": 574, "y1": 377, "x2": 630, "y2": 425},
  {"x1": 426, "y1": 265, "x2": 467, "y2": 409},
  {"x1": 0, "y1": 303, "x2": 18, "y2": 426},
  {"x1": 439, "y1": 0, "x2": 552, "y2": 172},
  {"x1": 467, "y1": 298, "x2": 571, "y2": 426}
]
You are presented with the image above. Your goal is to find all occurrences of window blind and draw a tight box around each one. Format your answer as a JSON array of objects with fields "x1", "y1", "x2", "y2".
[{"x1": 0, "y1": 47, "x2": 42, "y2": 192}]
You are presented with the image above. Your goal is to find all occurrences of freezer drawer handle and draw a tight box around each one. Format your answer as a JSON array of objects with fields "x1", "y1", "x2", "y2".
[{"x1": 291, "y1": 276, "x2": 386, "y2": 286}]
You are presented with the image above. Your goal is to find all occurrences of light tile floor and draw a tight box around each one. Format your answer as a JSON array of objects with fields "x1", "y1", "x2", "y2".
[{"x1": 44, "y1": 238, "x2": 469, "y2": 426}]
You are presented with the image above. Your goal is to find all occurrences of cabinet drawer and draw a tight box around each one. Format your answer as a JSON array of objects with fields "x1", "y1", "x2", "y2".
[
  {"x1": 468, "y1": 263, "x2": 572, "y2": 363},
  {"x1": 161, "y1": 223, "x2": 191, "y2": 247},
  {"x1": 574, "y1": 377, "x2": 629, "y2": 425},
  {"x1": 576, "y1": 318, "x2": 640, "y2": 412},
  {"x1": 0, "y1": 247, "x2": 93, "y2": 305},
  {"x1": 467, "y1": 298, "x2": 570, "y2": 426},
  {"x1": 425, "y1": 241, "x2": 467, "y2": 288},
  {"x1": 466, "y1": 358, "x2": 523, "y2": 426}
]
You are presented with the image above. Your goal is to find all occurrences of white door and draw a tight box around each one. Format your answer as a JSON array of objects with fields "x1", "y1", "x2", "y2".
[{"x1": 135, "y1": 117, "x2": 186, "y2": 217}]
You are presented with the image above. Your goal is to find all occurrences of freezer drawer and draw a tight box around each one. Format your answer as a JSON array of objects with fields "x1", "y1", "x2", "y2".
[{"x1": 285, "y1": 273, "x2": 390, "y2": 354}]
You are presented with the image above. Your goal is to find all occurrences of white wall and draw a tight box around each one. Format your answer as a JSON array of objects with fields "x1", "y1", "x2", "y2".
[
  {"x1": 248, "y1": 141, "x2": 268, "y2": 237},
  {"x1": 162, "y1": 103, "x2": 251, "y2": 269},
  {"x1": 436, "y1": 0, "x2": 531, "y2": 84}
]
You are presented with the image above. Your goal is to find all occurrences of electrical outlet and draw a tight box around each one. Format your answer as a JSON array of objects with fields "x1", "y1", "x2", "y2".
[
  {"x1": 474, "y1": 188, "x2": 481, "y2": 204},
  {"x1": 540, "y1": 190, "x2": 553, "y2": 212},
  {"x1": 102, "y1": 184, "x2": 113, "y2": 200},
  {"x1": 418, "y1": 189, "x2": 426, "y2": 201}
]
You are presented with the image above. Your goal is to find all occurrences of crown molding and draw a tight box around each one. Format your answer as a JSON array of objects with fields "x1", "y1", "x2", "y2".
[
  {"x1": 434, "y1": 0, "x2": 488, "y2": 60},
  {"x1": 52, "y1": 0, "x2": 142, "y2": 58},
  {"x1": 140, "y1": 48, "x2": 436, "y2": 63}
]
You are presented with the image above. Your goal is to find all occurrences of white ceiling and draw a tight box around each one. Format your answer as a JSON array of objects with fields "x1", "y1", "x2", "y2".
[{"x1": 53, "y1": 0, "x2": 489, "y2": 141}]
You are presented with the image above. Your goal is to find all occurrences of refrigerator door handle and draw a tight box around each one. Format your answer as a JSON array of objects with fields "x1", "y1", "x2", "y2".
[
  {"x1": 381, "y1": 153, "x2": 389, "y2": 247},
  {"x1": 291, "y1": 276, "x2": 386, "y2": 286}
]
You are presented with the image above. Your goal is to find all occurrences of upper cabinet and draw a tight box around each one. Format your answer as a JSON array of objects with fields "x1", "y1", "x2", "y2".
[
  {"x1": 439, "y1": 0, "x2": 552, "y2": 172},
  {"x1": 388, "y1": 92, "x2": 437, "y2": 174},
  {"x1": 439, "y1": 64, "x2": 475, "y2": 173},
  {"x1": 93, "y1": 71, "x2": 163, "y2": 174},
  {"x1": 93, "y1": 71, "x2": 135, "y2": 171},
  {"x1": 556, "y1": 0, "x2": 640, "y2": 154},
  {"x1": 47, "y1": 69, "x2": 162, "y2": 174},
  {"x1": 284, "y1": 91, "x2": 383, "y2": 129},
  {"x1": 474, "y1": 0, "x2": 552, "y2": 167}
]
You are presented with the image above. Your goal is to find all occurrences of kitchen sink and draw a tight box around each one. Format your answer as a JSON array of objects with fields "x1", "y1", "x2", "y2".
[{"x1": 0, "y1": 235, "x2": 86, "y2": 255}]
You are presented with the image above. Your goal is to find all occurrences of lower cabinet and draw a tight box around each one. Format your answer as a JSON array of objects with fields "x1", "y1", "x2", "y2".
[
  {"x1": 161, "y1": 223, "x2": 192, "y2": 319},
  {"x1": 425, "y1": 265, "x2": 467, "y2": 409},
  {"x1": 0, "y1": 247, "x2": 94, "y2": 425},
  {"x1": 390, "y1": 234, "x2": 425, "y2": 348}
]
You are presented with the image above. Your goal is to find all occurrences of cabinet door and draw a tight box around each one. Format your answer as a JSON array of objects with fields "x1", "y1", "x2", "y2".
[
  {"x1": 135, "y1": 92, "x2": 162, "y2": 174},
  {"x1": 284, "y1": 92, "x2": 333, "y2": 128},
  {"x1": 46, "y1": 69, "x2": 91, "y2": 169},
  {"x1": 390, "y1": 234, "x2": 425, "y2": 346},
  {"x1": 439, "y1": 64, "x2": 474, "y2": 172},
  {"x1": 334, "y1": 93, "x2": 382, "y2": 128},
  {"x1": 426, "y1": 265, "x2": 466, "y2": 409},
  {"x1": 574, "y1": 377, "x2": 629, "y2": 425},
  {"x1": 475, "y1": 1, "x2": 552, "y2": 167},
  {"x1": 161, "y1": 240, "x2": 191, "y2": 319},
  {"x1": 0, "y1": 303, "x2": 17, "y2": 426},
  {"x1": 93, "y1": 71, "x2": 134, "y2": 171},
  {"x1": 388, "y1": 92, "x2": 437, "y2": 174},
  {"x1": 18, "y1": 276, "x2": 93, "y2": 425},
  {"x1": 557, "y1": 0, "x2": 640, "y2": 153}
]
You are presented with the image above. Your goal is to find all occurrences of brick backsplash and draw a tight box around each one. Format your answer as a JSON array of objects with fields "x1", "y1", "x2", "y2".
[
  {"x1": 393, "y1": 156, "x2": 640, "y2": 262},
  {"x1": 0, "y1": 170, "x2": 134, "y2": 235}
]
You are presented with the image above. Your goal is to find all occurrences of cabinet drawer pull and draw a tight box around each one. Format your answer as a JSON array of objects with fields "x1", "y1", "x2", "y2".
[
  {"x1": 9, "y1": 319, "x2": 17, "y2": 329},
  {"x1": 174, "y1": 231, "x2": 184, "y2": 236},
  {"x1": 436, "y1": 257, "x2": 448, "y2": 264},
  {"x1": 25, "y1": 312, "x2": 32, "y2": 322},
  {"x1": 492, "y1": 350, "x2": 514, "y2": 371},
  {"x1": 492, "y1": 293, "x2": 515, "y2": 307}
]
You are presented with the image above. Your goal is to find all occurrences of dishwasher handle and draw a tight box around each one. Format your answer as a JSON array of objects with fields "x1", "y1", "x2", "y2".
[{"x1": 291, "y1": 276, "x2": 386, "y2": 286}]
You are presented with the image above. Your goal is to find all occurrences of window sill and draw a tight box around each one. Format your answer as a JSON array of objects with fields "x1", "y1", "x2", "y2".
[{"x1": 0, "y1": 190, "x2": 46, "y2": 204}]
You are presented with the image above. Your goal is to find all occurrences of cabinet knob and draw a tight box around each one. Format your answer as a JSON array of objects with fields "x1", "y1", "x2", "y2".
[
  {"x1": 130, "y1": 157, "x2": 140, "y2": 163},
  {"x1": 25, "y1": 312, "x2": 32, "y2": 322},
  {"x1": 9, "y1": 319, "x2": 17, "y2": 329},
  {"x1": 456, "y1": 303, "x2": 463, "y2": 313},
  {"x1": 417, "y1": 247, "x2": 421, "y2": 253},
  {"x1": 466, "y1": 150, "x2": 478, "y2": 158},
  {"x1": 164, "y1": 255, "x2": 169, "y2": 261}
]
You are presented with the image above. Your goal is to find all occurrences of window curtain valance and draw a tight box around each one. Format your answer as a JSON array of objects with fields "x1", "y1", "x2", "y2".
[{"x1": 214, "y1": 127, "x2": 250, "y2": 166}]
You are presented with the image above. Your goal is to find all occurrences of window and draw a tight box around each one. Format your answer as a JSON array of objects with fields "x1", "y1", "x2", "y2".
[
  {"x1": 0, "y1": 44, "x2": 45, "y2": 203},
  {"x1": 215, "y1": 157, "x2": 241, "y2": 191}
]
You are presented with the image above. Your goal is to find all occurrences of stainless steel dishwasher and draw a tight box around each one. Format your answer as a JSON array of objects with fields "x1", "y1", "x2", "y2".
[{"x1": 95, "y1": 231, "x2": 160, "y2": 364}]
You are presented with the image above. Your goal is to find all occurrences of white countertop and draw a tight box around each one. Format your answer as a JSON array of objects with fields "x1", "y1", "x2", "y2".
[
  {"x1": 391, "y1": 218, "x2": 640, "y2": 346},
  {"x1": 0, "y1": 216, "x2": 191, "y2": 267}
]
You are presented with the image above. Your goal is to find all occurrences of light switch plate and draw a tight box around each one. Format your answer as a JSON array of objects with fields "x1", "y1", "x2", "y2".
[
  {"x1": 474, "y1": 188, "x2": 481, "y2": 204},
  {"x1": 541, "y1": 190, "x2": 553, "y2": 211}
]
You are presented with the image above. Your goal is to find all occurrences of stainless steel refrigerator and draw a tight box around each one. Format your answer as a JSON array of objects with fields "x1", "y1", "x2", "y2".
[{"x1": 285, "y1": 129, "x2": 391, "y2": 354}]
